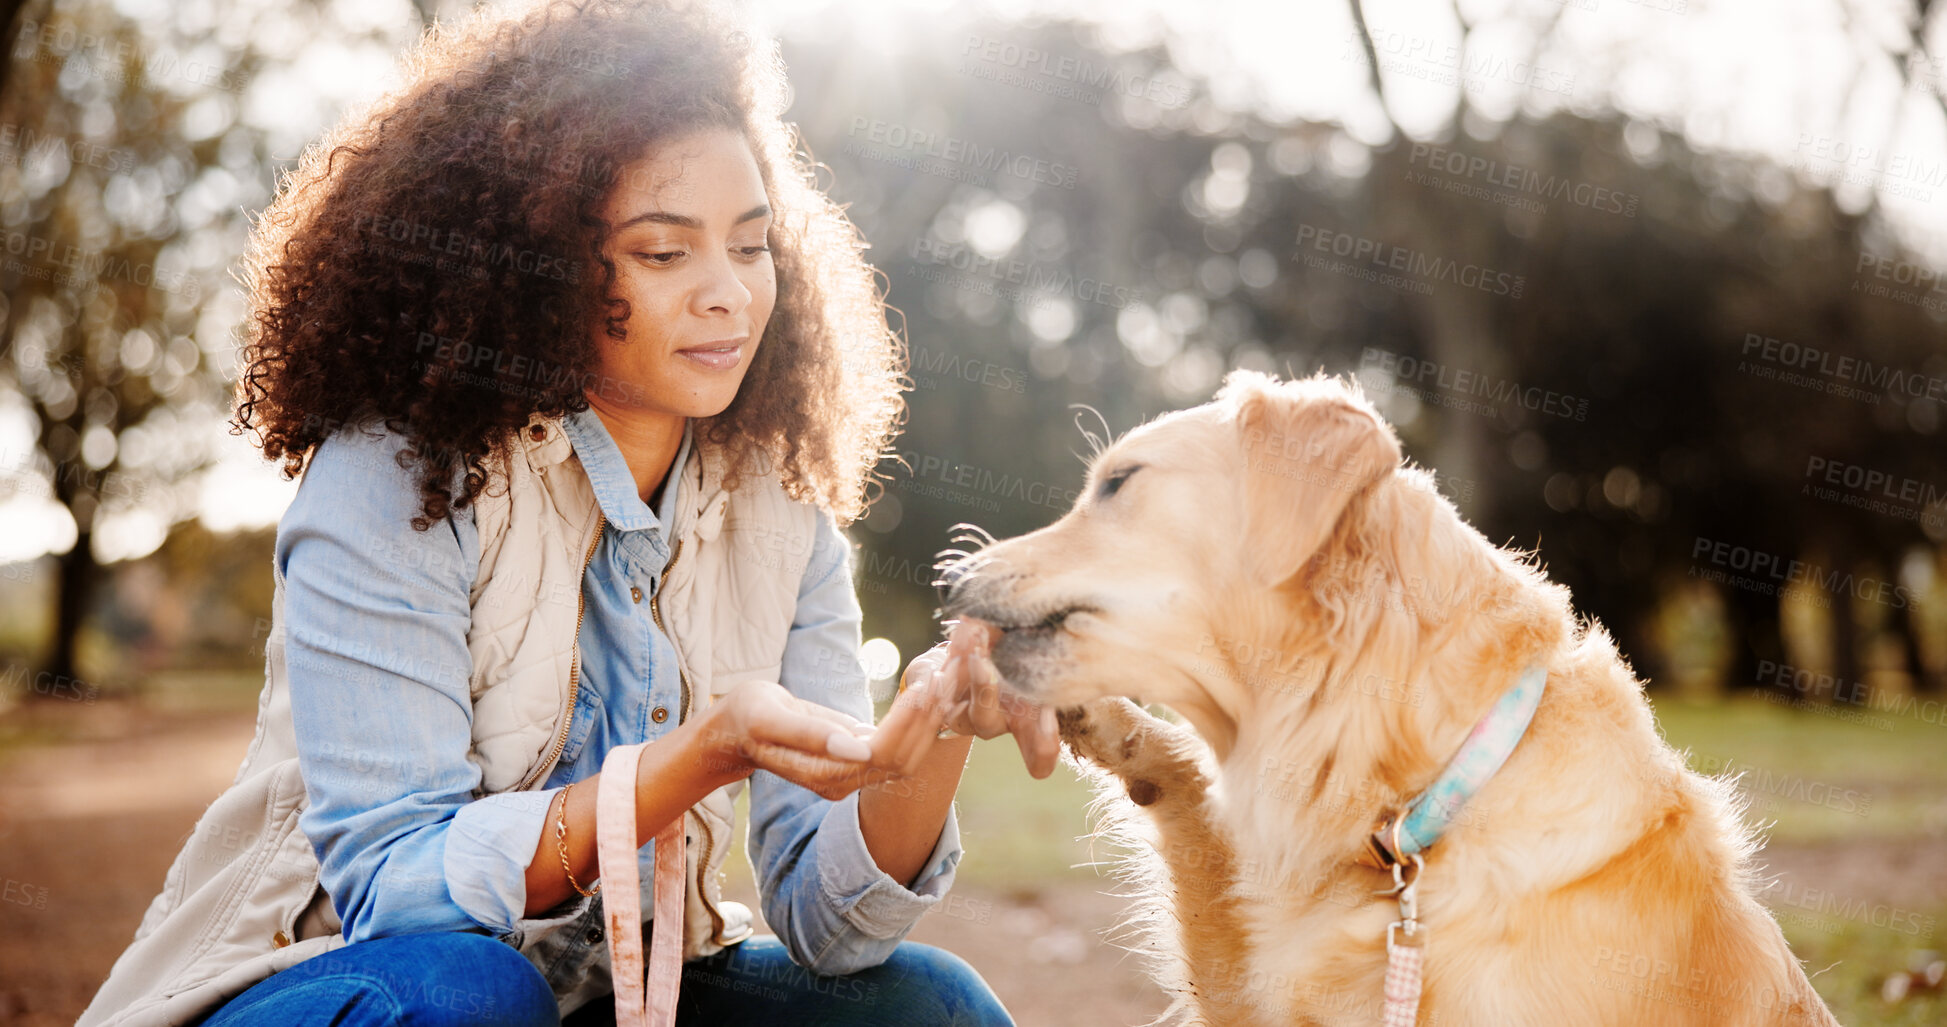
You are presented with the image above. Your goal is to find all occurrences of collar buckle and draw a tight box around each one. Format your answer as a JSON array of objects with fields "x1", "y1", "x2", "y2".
[{"x1": 1358, "y1": 810, "x2": 1404, "y2": 871}]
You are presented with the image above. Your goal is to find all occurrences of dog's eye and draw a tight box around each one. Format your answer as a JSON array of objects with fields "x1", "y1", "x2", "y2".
[{"x1": 1098, "y1": 465, "x2": 1140, "y2": 499}]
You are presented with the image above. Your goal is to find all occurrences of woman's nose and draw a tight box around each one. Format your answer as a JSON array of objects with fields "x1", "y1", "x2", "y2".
[{"x1": 694, "y1": 253, "x2": 753, "y2": 316}]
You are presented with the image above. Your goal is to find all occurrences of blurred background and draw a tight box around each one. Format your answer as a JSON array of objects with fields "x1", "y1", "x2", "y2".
[{"x1": 3, "y1": 0, "x2": 1946, "y2": 1022}]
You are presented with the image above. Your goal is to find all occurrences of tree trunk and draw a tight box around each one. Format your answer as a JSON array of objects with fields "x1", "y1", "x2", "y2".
[
  {"x1": 0, "y1": 0, "x2": 48, "y2": 103},
  {"x1": 33, "y1": 528, "x2": 93, "y2": 699},
  {"x1": 1897, "y1": 614, "x2": 1938, "y2": 697},
  {"x1": 1721, "y1": 575, "x2": 1781, "y2": 697}
]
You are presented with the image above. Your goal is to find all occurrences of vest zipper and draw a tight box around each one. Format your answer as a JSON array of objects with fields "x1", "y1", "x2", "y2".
[
  {"x1": 647, "y1": 536, "x2": 727, "y2": 942},
  {"x1": 649, "y1": 537, "x2": 690, "y2": 723},
  {"x1": 515, "y1": 511, "x2": 606, "y2": 793}
]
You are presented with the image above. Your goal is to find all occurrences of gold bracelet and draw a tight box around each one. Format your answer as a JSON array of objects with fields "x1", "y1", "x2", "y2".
[{"x1": 554, "y1": 780, "x2": 600, "y2": 898}]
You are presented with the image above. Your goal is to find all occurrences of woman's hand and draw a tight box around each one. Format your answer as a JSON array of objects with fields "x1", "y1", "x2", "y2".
[
  {"x1": 870, "y1": 621, "x2": 1061, "y2": 780},
  {"x1": 688, "y1": 680, "x2": 885, "y2": 801}
]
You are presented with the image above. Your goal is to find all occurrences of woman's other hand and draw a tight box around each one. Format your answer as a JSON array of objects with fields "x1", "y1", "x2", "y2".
[{"x1": 689, "y1": 680, "x2": 883, "y2": 801}]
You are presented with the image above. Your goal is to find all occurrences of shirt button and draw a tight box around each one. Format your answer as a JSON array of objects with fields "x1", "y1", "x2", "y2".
[
  {"x1": 630, "y1": 585, "x2": 643, "y2": 604},
  {"x1": 651, "y1": 706, "x2": 669, "y2": 724},
  {"x1": 585, "y1": 925, "x2": 604, "y2": 944}
]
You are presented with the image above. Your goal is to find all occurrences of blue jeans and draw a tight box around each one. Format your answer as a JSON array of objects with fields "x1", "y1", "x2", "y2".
[{"x1": 199, "y1": 933, "x2": 1014, "y2": 1026}]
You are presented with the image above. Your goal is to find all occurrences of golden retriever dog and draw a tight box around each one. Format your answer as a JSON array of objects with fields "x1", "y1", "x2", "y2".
[{"x1": 938, "y1": 371, "x2": 1840, "y2": 1026}]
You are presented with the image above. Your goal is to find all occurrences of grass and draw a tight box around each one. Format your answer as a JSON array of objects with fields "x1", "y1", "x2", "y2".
[
  {"x1": 1652, "y1": 694, "x2": 1947, "y2": 843},
  {"x1": 1782, "y1": 913, "x2": 1946, "y2": 1027}
]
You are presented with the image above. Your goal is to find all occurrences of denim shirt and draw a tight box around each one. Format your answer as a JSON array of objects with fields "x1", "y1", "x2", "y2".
[{"x1": 275, "y1": 408, "x2": 961, "y2": 990}]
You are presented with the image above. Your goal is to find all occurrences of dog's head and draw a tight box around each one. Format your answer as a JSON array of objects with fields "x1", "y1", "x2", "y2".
[{"x1": 938, "y1": 370, "x2": 1405, "y2": 748}]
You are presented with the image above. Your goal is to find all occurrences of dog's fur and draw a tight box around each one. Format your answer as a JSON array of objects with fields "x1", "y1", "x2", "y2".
[{"x1": 940, "y1": 372, "x2": 1840, "y2": 1027}]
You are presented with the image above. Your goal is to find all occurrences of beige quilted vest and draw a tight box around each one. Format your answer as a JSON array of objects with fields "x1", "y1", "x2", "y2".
[{"x1": 77, "y1": 413, "x2": 820, "y2": 1027}]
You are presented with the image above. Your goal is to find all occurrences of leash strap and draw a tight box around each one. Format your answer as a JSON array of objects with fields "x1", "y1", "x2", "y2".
[
  {"x1": 1382, "y1": 922, "x2": 1426, "y2": 1026},
  {"x1": 1362, "y1": 664, "x2": 1548, "y2": 868},
  {"x1": 596, "y1": 742, "x2": 686, "y2": 1027},
  {"x1": 1379, "y1": 853, "x2": 1426, "y2": 1027}
]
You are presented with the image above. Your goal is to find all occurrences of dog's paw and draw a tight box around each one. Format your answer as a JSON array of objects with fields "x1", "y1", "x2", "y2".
[
  {"x1": 1058, "y1": 698, "x2": 1206, "y2": 806},
  {"x1": 1057, "y1": 697, "x2": 1151, "y2": 766}
]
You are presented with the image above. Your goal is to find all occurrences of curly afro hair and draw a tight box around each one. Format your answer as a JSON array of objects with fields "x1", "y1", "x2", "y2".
[{"x1": 234, "y1": 0, "x2": 906, "y2": 529}]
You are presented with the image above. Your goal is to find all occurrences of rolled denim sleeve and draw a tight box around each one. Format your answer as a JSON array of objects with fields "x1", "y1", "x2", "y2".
[
  {"x1": 279, "y1": 424, "x2": 587, "y2": 945},
  {"x1": 744, "y1": 510, "x2": 964, "y2": 975}
]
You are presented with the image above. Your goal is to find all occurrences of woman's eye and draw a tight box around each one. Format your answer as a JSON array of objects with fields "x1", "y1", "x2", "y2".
[
  {"x1": 736, "y1": 245, "x2": 771, "y2": 258},
  {"x1": 636, "y1": 251, "x2": 683, "y2": 266}
]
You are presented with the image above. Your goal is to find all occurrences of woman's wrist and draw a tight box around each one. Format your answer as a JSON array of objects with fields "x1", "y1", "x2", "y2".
[{"x1": 665, "y1": 702, "x2": 754, "y2": 793}]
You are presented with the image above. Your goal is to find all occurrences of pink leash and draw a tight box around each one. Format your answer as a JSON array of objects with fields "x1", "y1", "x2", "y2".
[
  {"x1": 596, "y1": 742, "x2": 686, "y2": 1027},
  {"x1": 1378, "y1": 843, "x2": 1428, "y2": 1025},
  {"x1": 1381, "y1": 921, "x2": 1426, "y2": 1026}
]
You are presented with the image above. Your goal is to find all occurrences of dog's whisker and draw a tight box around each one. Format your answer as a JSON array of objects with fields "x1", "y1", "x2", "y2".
[
  {"x1": 1068, "y1": 403, "x2": 1119, "y2": 463},
  {"x1": 946, "y1": 521, "x2": 997, "y2": 548}
]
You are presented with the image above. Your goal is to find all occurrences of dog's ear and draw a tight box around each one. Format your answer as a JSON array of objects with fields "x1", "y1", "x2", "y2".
[{"x1": 1223, "y1": 372, "x2": 1402, "y2": 589}]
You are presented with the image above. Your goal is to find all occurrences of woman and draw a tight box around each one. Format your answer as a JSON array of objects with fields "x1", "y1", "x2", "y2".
[{"x1": 77, "y1": 1, "x2": 1057, "y2": 1025}]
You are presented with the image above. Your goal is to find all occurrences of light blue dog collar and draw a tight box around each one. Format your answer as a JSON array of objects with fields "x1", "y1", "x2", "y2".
[{"x1": 1359, "y1": 664, "x2": 1548, "y2": 870}]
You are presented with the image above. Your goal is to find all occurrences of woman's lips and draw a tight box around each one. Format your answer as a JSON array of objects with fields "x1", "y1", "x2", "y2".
[{"x1": 676, "y1": 340, "x2": 744, "y2": 370}]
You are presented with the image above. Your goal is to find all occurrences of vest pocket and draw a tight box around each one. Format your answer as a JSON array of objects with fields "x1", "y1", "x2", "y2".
[
  {"x1": 151, "y1": 760, "x2": 321, "y2": 1002},
  {"x1": 289, "y1": 881, "x2": 340, "y2": 944}
]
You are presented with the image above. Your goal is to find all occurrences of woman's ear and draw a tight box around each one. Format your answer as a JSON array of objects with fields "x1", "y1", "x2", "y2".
[{"x1": 1224, "y1": 372, "x2": 1402, "y2": 590}]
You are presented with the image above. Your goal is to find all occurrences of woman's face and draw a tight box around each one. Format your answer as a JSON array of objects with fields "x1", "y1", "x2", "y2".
[{"x1": 587, "y1": 127, "x2": 776, "y2": 420}]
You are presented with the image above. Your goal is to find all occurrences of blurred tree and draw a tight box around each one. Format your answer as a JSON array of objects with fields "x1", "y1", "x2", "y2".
[
  {"x1": 779, "y1": 3, "x2": 1947, "y2": 706},
  {"x1": 2, "y1": 0, "x2": 216, "y2": 694},
  {"x1": 0, "y1": 0, "x2": 384, "y2": 695}
]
